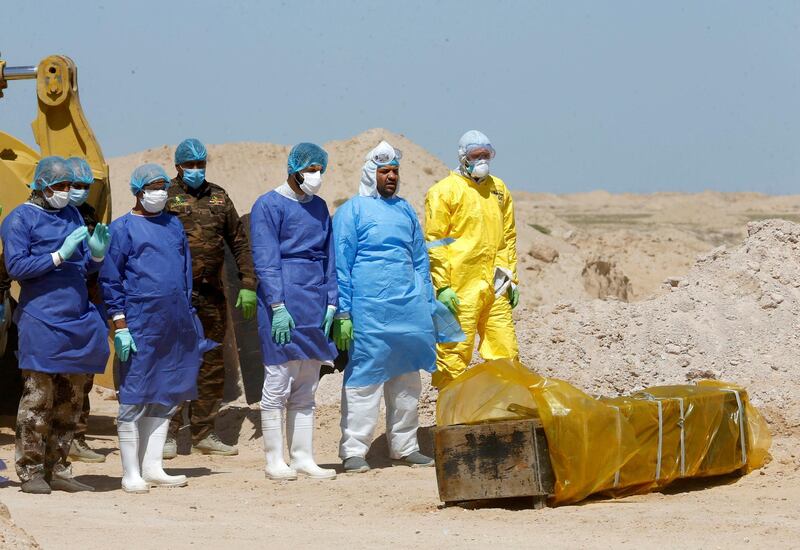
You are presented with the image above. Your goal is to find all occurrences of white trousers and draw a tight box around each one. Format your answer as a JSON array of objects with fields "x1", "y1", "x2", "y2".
[
  {"x1": 339, "y1": 370, "x2": 422, "y2": 460},
  {"x1": 261, "y1": 360, "x2": 321, "y2": 411}
]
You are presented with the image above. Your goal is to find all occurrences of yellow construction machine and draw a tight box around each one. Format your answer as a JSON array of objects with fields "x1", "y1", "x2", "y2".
[{"x1": 0, "y1": 54, "x2": 115, "y2": 411}]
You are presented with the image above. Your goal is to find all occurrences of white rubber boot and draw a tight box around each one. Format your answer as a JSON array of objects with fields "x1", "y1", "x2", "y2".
[
  {"x1": 261, "y1": 409, "x2": 298, "y2": 481},
  {"x1": 287, "y1": 409, "x2": 336, "y2": 480},
  {"x1": 117, "y1": 421, "x2": 149, "y2": 494},
  {"x1": 139, "y1": 417, "x2": 188, "y2": 488}
]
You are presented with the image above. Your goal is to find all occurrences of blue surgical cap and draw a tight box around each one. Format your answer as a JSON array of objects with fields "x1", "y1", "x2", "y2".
[
  {"x1": 66, "y1": 157, "x2": 94, "y2": 184},
  {"x1": 175, "y1": 138, "x2": 208, "y2": 165},
  {"x1": 31, "y1": 156, "x2": 74, "y2": 191},
  {"x1": 287, "y1": 142, "x2": 328, "y2": 175},
  {"x1": 130, "y1": 163, "x2": 171, "y2": 195}
]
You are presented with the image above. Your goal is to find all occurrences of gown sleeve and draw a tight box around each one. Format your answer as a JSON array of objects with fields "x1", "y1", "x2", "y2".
[
  {"x1": 1, "y1": 211, "x2": 58, "y2": 281},
  {"x1": 181, "y1": 223, "x2": 194, "y2": 307},
  {"x1": 250, "y1": 196, "x2": 285, "y2": 305},
  {"x1": 332, "y1": 201, "x2": 357, "y2": 317},
  {"x1": 424, "y1": 183, "x2": 454, "y2": 291},
  {"x1": 99, "y1": 220, "x2": 129, "y2": 319},
  {"x1": 407, "y1": 202, "x2": 436, "y2": 309},
  {"x1": 495, "y1": 181, "x2": 519, "y2": 284},
  {"x1": 322, "y1": 211, "x2": 338, "y2": 308}
]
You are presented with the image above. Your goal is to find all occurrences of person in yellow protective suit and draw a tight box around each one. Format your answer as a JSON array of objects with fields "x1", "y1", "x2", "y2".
[{"x1": 425, "y1": 130, "x2": 520, "y2": 389}]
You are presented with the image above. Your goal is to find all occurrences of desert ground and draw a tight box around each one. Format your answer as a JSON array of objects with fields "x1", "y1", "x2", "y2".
[{"x1": 1, "y1": 129, "x2": 798, "y2": 548}]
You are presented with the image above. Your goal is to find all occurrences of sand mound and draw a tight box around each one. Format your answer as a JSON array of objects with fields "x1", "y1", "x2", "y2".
[
  {"x1": 0, "y1": 502, "x2": 40, "y2": 549},
  {"x1": 516, "y1": 219, "x2": 800, "y2": 434},
  {"x1": 106, "y1": 128, "x2": 449, "y2": 220}
]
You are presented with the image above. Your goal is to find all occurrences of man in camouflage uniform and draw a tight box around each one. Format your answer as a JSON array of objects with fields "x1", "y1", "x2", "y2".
[
  {"x1": 16, "y1": 371, "x2": 85, "y2": 488},
  {"x1": 165, "y1": 138, "x2": 257, "y2": 458}
]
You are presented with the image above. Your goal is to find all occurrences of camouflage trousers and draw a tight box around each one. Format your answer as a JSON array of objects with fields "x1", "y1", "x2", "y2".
[
  {"x1": 15, "y1": 370, "x2": 85, "y2": 482},
  {"x1": 74, "y1": 374, "x2": 94, "y2": 440},
  {"x1": 170, "y1": 288, "x2": 227, "y2": 443}
]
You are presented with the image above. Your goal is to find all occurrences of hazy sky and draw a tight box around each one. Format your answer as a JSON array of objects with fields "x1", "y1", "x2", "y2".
[{"x1": 1, "y1": 1, "x2": 797, "y2": 193}]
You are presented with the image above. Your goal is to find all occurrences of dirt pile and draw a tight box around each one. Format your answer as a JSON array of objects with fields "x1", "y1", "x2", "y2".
[
  {"x1": 0, "y1": 502, "x2": 40, "y2": 549},
  {"x1": 106, "y1": 128, "x2": 449, "y2": 222},
  {"x1": 580, "y1": 257, "x2": 632, "y2": 300},
  {"x1": 516, "y1": 219, "x2": 800, "y2": 434}
]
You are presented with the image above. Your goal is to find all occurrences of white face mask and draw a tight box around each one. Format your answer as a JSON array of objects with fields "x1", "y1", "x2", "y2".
[
  {"x1": 45, "y1": 189, "x2": 70, "y2": 209},
  {"x1": 141, "y1": 189, "x2": 169, "y2": 213},
  {"x1": 298, "y1": 171, "x2": 322, "y2": 196},
  {"x1": 469, "y1": 160, "x2": 490, "y2": 179}
]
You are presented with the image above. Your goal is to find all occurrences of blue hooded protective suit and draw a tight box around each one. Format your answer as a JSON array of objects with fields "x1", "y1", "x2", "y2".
[
  {"x1": 333, "y1": 157, "x2": 439, "y2": 387},
  {"x1": 1, "y1": 203, "x2": 109, "y2": 374},
  {"x1": 100, "y1": 212, "x2": 201, "y2": 405},
  {"x1": 250, "y1": 189, "x2": 338, "y2": 366}
]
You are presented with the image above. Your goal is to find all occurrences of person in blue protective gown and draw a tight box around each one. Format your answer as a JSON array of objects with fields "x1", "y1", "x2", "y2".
[
  {"x1": 1, "y1": 156, "x2": 111, "y2": 494},
  {"x1": 250, "y1": 142, "x2": 338, "y2": 481},
  {"x1": 100, "y1": 163, "x2": 204, "y2": 494},
  {"x1": 332, "y1": 141, "x2": 443, "y2": 473}
]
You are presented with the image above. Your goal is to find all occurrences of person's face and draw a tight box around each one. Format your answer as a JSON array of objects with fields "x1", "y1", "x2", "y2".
[
  {"x1": 44, "y1": 181, "x2": 70, "y2": 197},
  {"x1": 176, "y1": 159, "x2": 207, "y2": 177},
  {"x1": 71, "y1": 182, "x2": 91, "y2": 192},
  {"x1": 376, "y1": 165, "x2": 399, "y2": 198}
]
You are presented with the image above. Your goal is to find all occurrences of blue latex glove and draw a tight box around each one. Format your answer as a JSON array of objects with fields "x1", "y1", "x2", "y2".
[
  {"x1": 271, "y1": 305, "x2": 295, "y2": 345},
  {"x1": 320, "y1": 306, "x2": 335, "y2": 337},
  {"x1": 57, "y1": 226, "x2": 89, "y2": 261},
  {"x1": 114, "y1": 328, "x2": 138, "y2": 362},
  {"x1": 87, "y1": 223, "x2": 111, "y2": 258}
]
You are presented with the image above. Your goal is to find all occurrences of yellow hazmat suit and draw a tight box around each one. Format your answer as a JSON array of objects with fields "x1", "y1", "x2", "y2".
[{"x1": 425, "y1": 170, "x2": 519, "y2": 388}]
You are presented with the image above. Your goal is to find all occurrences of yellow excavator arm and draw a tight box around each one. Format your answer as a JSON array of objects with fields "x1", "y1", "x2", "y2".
[
  {"x1": 0, "y1": 54, "x2": 111, "y2": 225},
  {"x1": 0, "y1": 53, "x2": 114, "y2": 392}
]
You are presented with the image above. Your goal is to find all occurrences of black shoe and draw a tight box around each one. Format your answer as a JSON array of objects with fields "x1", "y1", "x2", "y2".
[
  {"x1": 20, "y1": 476, "x2": 51, "y2": 494},
  {"x1": 342, "y1": 456, "x2": 370, "y2": 473},
  {"x1": 392, "y1": 451, "x2": 434, "y2": 468},
  {"x1": 50, "y1": 476, "x2": 95, "y2": 493}
]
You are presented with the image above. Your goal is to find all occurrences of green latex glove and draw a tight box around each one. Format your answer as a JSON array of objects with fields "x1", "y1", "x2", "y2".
[
  {"x1": 114, "y1": 328, "x2": 138, "y2": 362},
  {"x1": 436, "y1": 287, "x2": 460, "y2": 315},
  {"x1": 332, "y1": 318, "x2": 353, "y2": 351},
  {"x1": 320, "y1": 306, "x2": 335, "y2": 337},
  {"x1": 236, "y1": 289, "x2": 257, "y2": 320},
  {"x1": 87, "y1": 223, "x2": 111, "y2": 258},
  {"x1": 57, "y1": 226, "x2": 89, "y2": 261},
  {"x1": 271, "y1": 305, "x2": 295, "y2": 345},
  {"x1": 508, "y1": 286, "x2": 520, "y2": 309}
]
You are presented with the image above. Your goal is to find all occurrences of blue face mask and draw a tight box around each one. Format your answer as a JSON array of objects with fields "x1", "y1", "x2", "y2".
[
  {"x1": 182, "y1": 168, "x2": 206, "y2": 189},
  {"x1": 68, "y1": 188, "x2": 90, "y2": 206}
]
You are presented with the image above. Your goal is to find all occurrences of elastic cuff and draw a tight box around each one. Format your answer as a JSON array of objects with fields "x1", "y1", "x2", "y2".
[
  {"x1": 326, "y1": 305, "x2": 337, "y2": 313},
  {"x1": 114, "y1": 328, "x2": 128, "y2": 334},
  {"x1": 51, "y1": 252, "x2": 63, "y2": 266},
  {"x1": 334, "y1": 312, "x2": 351, "y2": 320},
  {"x1": 270, "y1": 302, "x2": 285, "y2": 310},
  {"x1": 91, "y1": 256, "x2": 104, "y2": 263},
  {"x1": 112, "y1": 313, "x2": 126, "y2": 321}
]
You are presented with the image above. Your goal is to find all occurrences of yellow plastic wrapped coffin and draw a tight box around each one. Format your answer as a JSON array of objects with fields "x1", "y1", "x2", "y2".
[{"x1": 436, "y1": 359, "x2": 771, "y2": 505}]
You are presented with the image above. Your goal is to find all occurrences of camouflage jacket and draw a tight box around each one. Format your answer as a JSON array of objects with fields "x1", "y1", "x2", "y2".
[{"x1": 166, "y1": 177, "x2": 256, "y2": 291}]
